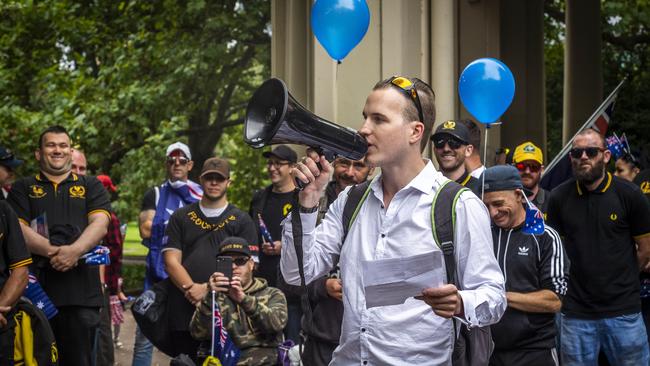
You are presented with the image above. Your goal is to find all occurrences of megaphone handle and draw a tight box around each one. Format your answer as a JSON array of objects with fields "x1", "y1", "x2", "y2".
[{"x1": 295, "y1": 147, "x2": 334, "y2": 191}]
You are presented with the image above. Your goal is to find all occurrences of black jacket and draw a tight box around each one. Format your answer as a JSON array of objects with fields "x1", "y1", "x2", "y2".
[{"x1": 491, "y1": 224, "x2": 569, "y2": 350}]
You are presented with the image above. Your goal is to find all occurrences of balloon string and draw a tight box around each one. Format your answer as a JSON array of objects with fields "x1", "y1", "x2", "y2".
[{"x1": 481, "y1": 125, "x2": 490, "y2": 200}]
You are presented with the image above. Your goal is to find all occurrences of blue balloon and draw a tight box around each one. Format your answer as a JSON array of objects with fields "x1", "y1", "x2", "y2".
[
  {"x1": 458, "y1": 58, "x2": 515, "y2": 124},
  {"x1": 311, "y1": 0, "x2": 370, "y2": 62}
]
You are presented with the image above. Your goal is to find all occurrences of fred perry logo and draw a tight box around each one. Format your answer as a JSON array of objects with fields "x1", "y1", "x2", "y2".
[
  {"x1": 523, "y1": 144, "x2": 536, "y2": 152},
  {"x1": 443, "y1": 120, "x2": 456, "y2": 130},
  {"x1": 641, "y1": 181, "x2": 650, "y2": 194},
  {"x1": 29, "y1": 185, "x2": 46, "y2": 199},
  {"x1": 610, "y1": 213, "x2": 618, "y2": 221},
  {"x1": 69, "y1": 185, "x2": 86, "y2": 198},
  {"x1": 517, "y1": 246, "x2": 529, "y2": 256}
]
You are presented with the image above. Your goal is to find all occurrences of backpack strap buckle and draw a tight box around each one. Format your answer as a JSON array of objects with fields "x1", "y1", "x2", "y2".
[{"x1": 440, "y1": 241, "x2": 454, "y2": 256}]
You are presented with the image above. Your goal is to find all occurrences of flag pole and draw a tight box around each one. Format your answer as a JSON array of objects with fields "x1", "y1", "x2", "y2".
[{"x1": 543, "y1": 78, "x2": 627, "y2": 176}]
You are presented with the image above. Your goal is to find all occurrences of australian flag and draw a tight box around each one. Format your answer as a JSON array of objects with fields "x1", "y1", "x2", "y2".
[
  {"x1": 24, "y1": 273, "x2": 58, "y2": 319},
  {"x1": 606, "y1": 133, "x2": 626, "y2": 160},
  {"x1": 210, "y1": 294, "x2": 240, "y2": 366},
  {"x1": 257, "y1": 214, "x2": 274, "y2": 246},
  {"x1": 80, "y1": 245, "x2": 111, "y2": 265},
  {"x1": 523, "y1": 203, "x2": 545, "y2": 235}
]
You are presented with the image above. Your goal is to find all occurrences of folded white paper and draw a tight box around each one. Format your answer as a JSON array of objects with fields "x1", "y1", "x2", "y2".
[{"x1": 362, "y1": 250, "x2": 444, "y2": 308}]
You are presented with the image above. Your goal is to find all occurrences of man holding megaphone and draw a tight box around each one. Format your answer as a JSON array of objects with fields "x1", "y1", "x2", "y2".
[{"x1": 278, "y1": 76, "x2": 506, "y2": 364}]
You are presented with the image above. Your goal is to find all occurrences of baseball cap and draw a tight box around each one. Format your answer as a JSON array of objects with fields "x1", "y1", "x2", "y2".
[
  {"x1": 200, "y1": 157, "x2": 230, "y2": 179},
  {"x1": 97, "y1": 175, "x2": 117, "y2": 192},
  {"x1": 513, "y1": 141, "x2": 543, "y2": 165},
  {"x1": 218, "y1": 237, "x2": 252, "y2": 257},
  {"x1": 262, "y1": 145, "x2": 297, "y2": 164},
  {"x1": 0, "y1": 146, "x2": 23, "y2": 169},
  {"x1": 431, "y1": 120, "x2": 470, "y2": 144},
  {"x1": 166, "y1": 142, "x2": 192, "y2": 160},
  {"x1": 480, "y1": 165, "x2": 533, "y2": 196}
]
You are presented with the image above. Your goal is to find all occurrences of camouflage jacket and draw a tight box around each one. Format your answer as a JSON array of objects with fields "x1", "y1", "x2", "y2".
[{"x1": 190, "y1": 277, "x2": 288, "y2": 366}]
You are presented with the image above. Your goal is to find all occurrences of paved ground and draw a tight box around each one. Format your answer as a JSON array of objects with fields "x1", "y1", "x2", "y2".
[{"x1": 114, "y1": 307, "x2": 171, "y2": 366}]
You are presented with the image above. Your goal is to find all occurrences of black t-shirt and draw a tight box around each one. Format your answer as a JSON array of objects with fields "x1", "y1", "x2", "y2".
[
  {"x1": 141, "y1": 187, "x2": 156, "y2": 212},
  {"x1": 532, "y1": 187, "x2": 550, "y2": 217},
  {"x1": 0, "y1": 201, "x2": 32, "y2": 290},
  {"x1": 456, "y1": 170, "x2": 481, "y2": 197},
  {"x1": 547, "y1": 172, "x2": 650, "y2": 318},
  {"x1": 7, "y1": 172, "x2": 111, "y2": 307},
  {"x1": 163, "y1": 202, "x2": 258, "y2": 331},
  {"x1": 258, "y1": 190, "x2": 294, "y2": 287}
]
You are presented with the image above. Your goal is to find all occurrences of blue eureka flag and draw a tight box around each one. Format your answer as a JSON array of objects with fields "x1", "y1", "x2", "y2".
[
  {"x1": 523, "y1": 203, "x2": 545, "y2": 235},
  {"x1": 24, "y1": 273, "x2": 58, "y2": 319}
]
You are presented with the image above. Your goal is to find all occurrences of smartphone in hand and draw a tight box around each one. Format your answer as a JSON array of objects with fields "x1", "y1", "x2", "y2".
[{"x1": 216, "y1": 256, "x2": 233, "y2": 287}]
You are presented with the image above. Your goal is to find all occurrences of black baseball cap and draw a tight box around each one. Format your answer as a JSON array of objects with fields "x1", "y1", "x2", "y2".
[
  {"x1": 480, "y1": 165, "x2": 533, "y2": 196},
  {"x1": 218, "y1": 237, "x2": 252, "y2": 257},
  {"x1": 262, "y1": 145, "x2": 297, "y2": 164},
  {"x1": 431, "y1": 120, "x2": 470, "y2": 145},
  {"x1": 0, "y1": 146, "x2": 23, "y2": 169}
]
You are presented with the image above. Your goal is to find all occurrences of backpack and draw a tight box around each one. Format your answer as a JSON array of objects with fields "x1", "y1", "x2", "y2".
[
  {"x1": 8, "y1": 298, "x2": 59, "y2": 365},
  {"x1": 293, "y1": 179, "x2": 493, "y2": 365}
]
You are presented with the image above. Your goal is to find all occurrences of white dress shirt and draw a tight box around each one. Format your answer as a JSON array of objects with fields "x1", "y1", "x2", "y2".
[
  {"x1": 470, "y1": 165, "x2": 486, "y2": 179},
  {"x1": 281, "y1": 161, "x2": 506, "y2": 365}
]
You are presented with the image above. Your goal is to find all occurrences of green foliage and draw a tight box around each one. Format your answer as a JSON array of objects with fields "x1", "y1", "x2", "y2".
[
  {"x1": 0, "y1": 0, "x2": 271, "y2": 221},
  {"x1": 544, "y1": 0, "x2": 650, "y2": 163},
  {"x1": 122, "y1": 262, "x2": 146, "y2": 294}
]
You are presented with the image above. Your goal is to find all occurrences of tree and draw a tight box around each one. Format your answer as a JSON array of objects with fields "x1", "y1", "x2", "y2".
[
  {"x1": 0, "y1": 0, "x2": 271, "y2": 219},
  {"x1": 543, "y1": 0, "x2": 650, "y2": 162}
]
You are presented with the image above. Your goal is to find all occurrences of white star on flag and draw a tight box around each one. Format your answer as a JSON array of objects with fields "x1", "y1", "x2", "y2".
[{"x1": 37, "y1": 301, "x2": 45, "y2": 309}]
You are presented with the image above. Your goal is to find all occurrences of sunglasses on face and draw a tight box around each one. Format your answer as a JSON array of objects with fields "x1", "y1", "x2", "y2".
[
  {"x1": 515, "y1": 162, "x2": 542, "y2": 173},
  {"x1": 266, "y1": 160, "x2": 291, "y2": 168},
  {"x1": 232, "y1": 257, "x2": 250, "y2": 266},
  {"x1": 167, "y1": 156, "x2": 189, "y2": 165},
  {"x1": 569, "y1": 147, "x2": 605, "y2": 159},
  {"x1": 432, "y1": 136, "x2": 465, "y2": 150},
  {"x1": 389, "y1": 76, "x2": 425, "y2": 123}
]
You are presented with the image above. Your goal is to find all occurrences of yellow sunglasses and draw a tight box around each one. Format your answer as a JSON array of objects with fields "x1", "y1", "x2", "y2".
[{"x1": 389, "y1": 76, "x2": 425, "y2": 123}]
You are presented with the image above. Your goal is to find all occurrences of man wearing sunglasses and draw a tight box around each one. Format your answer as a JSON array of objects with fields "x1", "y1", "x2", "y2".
[
  {"x1": 0, "y1": 146, "x2": 23, "y2": 200},
  {"x1": 281, "y1": 76, "x2": 506, "y2": 364},
  {"x1": 164, "y1": 157, "x2": 258, "y2": 360},
  {"x1": 431, "y1": 120, "x2": 481, "y2": 196},
  {"x1": 249, "y1": 145, "x2": 302, "y2": 343},
  {"x1": 134, "y1": 141, "x2": 201, "y2": 365},
  {"x1": 190, "y1": 236, "x2": 288, "y2": 365},
  {"x1": 512, "y1": 142, "x2": 549, "y2": 215},
  {"x1": 547, "y1": 128, "x2": 650, "y2": 365}
]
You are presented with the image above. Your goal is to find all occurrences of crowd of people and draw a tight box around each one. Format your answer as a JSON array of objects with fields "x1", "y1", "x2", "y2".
[{"x1": 0, "y1": 74, "x2": 649, "y2": 366}]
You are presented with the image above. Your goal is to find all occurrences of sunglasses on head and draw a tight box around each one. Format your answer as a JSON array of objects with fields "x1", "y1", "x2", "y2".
[
  {"x1": 232, "y1": 257, "x2": 250, "y2": 266},
  {"x1": 515, "y1": 162, "x2": 542, "y2": 173},
  {"x1": 389, "y1": 76, "x2": 425, "y2": 123},
  {"x1": 0, "y1": 150, "x2": 14, "y2": 161},
  {"x1": 432, "y1": 136, "x2": 465, "y2": 150},
  {"x1": 569, "y1": 147, "x2": 605, "y2": 159},
  {"x1": 167, "y1": 156, "x2": 189, "y2": 165}
]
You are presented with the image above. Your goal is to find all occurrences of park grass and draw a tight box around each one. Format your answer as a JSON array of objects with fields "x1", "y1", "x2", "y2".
[{"x1": 123, "y1": 222, "x2": 147, "y2": 257}]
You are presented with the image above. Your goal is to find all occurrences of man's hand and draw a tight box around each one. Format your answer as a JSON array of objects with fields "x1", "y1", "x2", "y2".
[
  {"x1": 48, "y1": 245, "x2": 82, "y2": 272},
  {"x1": 228, "y1": 276, "x2": 246, "y2": 304},
  {"x1": 183, "y1": 282, "x2": 208, "y2": 306},
  {"x1": 262, "y1": 241, "x2": 282, "y2": 256},
  {"x1": 326, "y1": 278, "x2": 343, "y2": 301},
  {"x1": 209, "y1": 272, "x2": 231, "y2": 294},
  {"x1": 0, "y1": 306, "x2": 10, "y2": 328},
  {"x1": 416, "y1": 284, "x2": 464, "y2": 319},
  {"x1": 292, "y1": 150, "x2": 332, "y2": 208}
]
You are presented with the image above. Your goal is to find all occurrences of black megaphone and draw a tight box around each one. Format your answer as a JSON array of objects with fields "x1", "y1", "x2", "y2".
[{"x1": 244, "y1": 78, "x2": 367, "y2": 161}]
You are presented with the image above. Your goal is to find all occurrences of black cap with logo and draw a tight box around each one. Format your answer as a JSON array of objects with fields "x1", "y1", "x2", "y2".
[{"x1": 431, "y1": 120, "x2": 471, "y2": 145}]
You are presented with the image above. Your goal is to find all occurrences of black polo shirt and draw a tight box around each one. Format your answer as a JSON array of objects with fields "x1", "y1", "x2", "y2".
[
  {"x1": 0, "y1": 201, "x2": 32, "y2": 290},
  {"x1": 7, "y1": 172, "x2": 111, "y2": 307},
  {"x1": 547, "y1": 172, "x2": 650, "y2": 318},
  {"x1": 532, "y1": 187, "x2": 550, "y2": 217},
  {"x1": 163, "y1": 202, "x2": 258, "y2": 331},
  {"x1": 456, "y1": 170, "x2": 481, "y2": 197},
  {"x1": 634, "y1": 169, "x2": 650, "y2": 202}
]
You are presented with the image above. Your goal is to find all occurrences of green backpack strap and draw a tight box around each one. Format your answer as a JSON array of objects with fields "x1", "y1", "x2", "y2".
[
  {"x1": 341, "y1": 180, "x2": 372, "y2": 244},
  {"x1": 431, "y1": 180, "x2": 468, "y2": 287}
]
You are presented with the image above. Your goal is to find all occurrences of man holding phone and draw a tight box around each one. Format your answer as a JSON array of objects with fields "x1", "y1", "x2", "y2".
[
  {"x1": 163, "y1": 158, "x2": 258, "y2": 360},
  {"x1": 190, "y1": 236, "x2": 288, "y2": 365}
]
